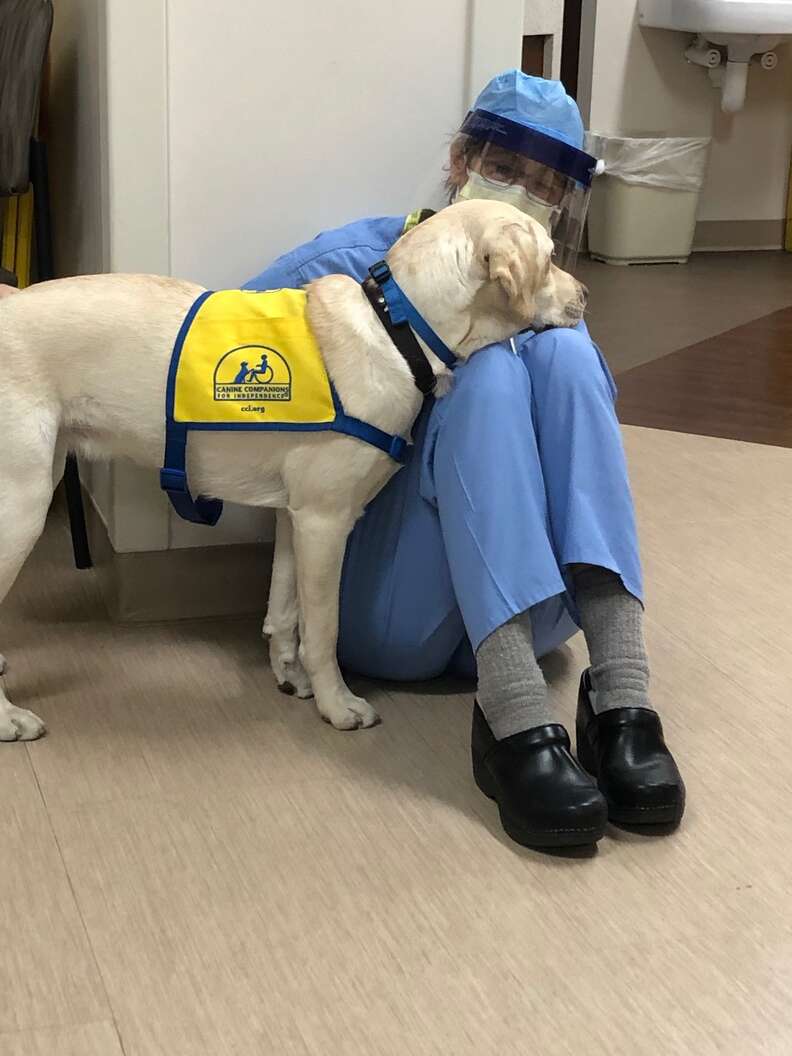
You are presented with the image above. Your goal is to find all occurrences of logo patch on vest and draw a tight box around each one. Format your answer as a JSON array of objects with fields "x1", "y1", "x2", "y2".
[
  {"x1": 213, "y1": 343, "x2": 292, "y2": 408},
  {"x1": 171, "y1": 287, "x2": 336, "y2": 428}
]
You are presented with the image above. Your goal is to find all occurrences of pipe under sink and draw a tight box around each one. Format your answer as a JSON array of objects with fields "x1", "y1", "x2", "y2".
[{"x1": 638, "y1": 0, "x2": 792, "y2": 110}]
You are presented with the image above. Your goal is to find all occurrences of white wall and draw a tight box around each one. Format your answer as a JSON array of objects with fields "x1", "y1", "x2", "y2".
[
  {"x1": 104, "y1": 0, "x2": 170, "y2": 275},
  {"x1": 167, "y1": 0, "x2": 477, "y2": 289},
  {"x1": 588, "y1": 0, "x2": 792, "y2": 225},
  {"x1": 705, "y1": 64, "x2": 792, "y2": 223},
  {"x1": 471, "y1": 0, "x2": 524, "y2": 102}
]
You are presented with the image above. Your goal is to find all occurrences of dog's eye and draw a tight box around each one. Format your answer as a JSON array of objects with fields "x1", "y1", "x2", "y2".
[{"x1": 483, "y1": 254, "x2": 490, "y2": 264}]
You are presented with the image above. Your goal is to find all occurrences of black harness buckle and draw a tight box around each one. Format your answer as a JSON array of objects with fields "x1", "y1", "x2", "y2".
[{"x1": 368, "y1": 260, "x2": 392, "y2": 286}]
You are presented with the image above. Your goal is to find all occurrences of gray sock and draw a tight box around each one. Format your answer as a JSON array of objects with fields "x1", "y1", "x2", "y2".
[
  {"x1": 572, "y1": 564, "x2": 652, "y2": 714},
  {"x1": 475, "y1": 612, "x2": 554, "y2": 740}
]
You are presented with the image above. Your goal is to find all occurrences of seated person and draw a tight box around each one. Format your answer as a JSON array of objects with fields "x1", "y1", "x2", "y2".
[{"x1": 245, "y1": 71, "x2": 685, "y2": 849}]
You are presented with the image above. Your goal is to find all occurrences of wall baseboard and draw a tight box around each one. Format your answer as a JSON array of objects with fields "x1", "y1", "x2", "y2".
[
  {"x1": 693, "y1": 219, "x2": 786, "y2": 252},
  {"x1": 86, "y1": 492, "x2": 273, "y2": 622}
]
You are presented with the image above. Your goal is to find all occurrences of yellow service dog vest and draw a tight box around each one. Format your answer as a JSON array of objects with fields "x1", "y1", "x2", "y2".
[{"x1": 160, "y1": 288, "x2": 407, "y2": 526}]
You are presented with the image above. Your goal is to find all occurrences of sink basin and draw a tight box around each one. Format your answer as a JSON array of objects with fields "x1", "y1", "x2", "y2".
[
  {"x1": 638, "y1": 0, "x2": 792, "y2": 109},
  {"x1": 638, "y1": 0, "x2": 792, "y2": 35}
]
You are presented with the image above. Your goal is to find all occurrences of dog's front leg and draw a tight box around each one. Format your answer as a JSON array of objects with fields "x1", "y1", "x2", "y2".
[
  {"x1": 263, "y1": 508, "x2": 313, "y2": 699},
  {"x1": 290, "y1": 507, "x2": 380, "y2": 730}
]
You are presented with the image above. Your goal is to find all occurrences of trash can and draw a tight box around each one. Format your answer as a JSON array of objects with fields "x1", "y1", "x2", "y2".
[{"x1": 584, "y1": 134, "x2": 711, "y2": 265}]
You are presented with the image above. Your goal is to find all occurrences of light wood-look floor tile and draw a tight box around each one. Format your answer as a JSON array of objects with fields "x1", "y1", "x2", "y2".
[
  {"x1": 0, "y1": 752, "x2": 109, "y2": 1036},
  {"x1": 0, "y1": 1021, "x2": 124, "y2": 1056},
  {"x1": 1, "y1": 423, "x2": 791, "y2": 1054}
]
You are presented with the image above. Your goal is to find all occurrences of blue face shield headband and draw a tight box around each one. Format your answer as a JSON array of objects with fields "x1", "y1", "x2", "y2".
[{"x1": 460, "y1": 109, "x2": 597, "y2": 187}]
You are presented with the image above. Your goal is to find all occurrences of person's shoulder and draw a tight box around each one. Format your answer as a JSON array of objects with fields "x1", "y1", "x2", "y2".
[
  {"x1": 296, "y1": 215, "x2": 406, "y2": 266},
  {"x1": 278, "y1": 215, "x2": 407, "y2": 284},
  {"x1": 243, "y1": 215, "x2": 406, "y2": 290}
]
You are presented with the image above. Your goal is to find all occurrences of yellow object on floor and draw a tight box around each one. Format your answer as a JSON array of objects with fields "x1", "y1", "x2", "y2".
[{"x1": 1, "y1": 187, "x2": 34, "y2": 287}]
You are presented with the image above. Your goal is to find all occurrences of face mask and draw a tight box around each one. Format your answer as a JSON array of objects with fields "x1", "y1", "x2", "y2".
[{"x1": 457, "y1": 170, "x2": 559, "y2": 232}]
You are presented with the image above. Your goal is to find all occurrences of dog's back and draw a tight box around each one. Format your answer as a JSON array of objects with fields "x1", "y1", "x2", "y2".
[{"x1": 2, "y1": 274, "x2": 204, "y2": 464}]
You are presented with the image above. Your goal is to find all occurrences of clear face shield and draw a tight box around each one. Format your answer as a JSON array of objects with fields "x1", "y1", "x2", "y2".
[{"x1": 453, "y1": 109, "x2": 598, "y2": 274}]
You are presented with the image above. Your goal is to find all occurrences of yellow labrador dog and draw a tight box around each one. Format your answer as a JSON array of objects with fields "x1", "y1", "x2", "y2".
[{"x1": 0, "y1": 200, "x2": 585, "y2": 739}]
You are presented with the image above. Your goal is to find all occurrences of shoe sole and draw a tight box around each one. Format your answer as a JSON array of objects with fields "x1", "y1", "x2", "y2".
[
  {"x1": 606, "y1": 792, "x2": 686, "y2": 828},
  {"x1": 472, "y1": 754, "x2": 606, "y2": 849},
  {"x1": 576, "y1": 738, "x2": 686, "y2": 829}
]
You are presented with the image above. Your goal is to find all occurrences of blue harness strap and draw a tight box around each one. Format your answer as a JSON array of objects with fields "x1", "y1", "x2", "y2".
[
  {"x1": 329, "y1": 387, "x2": 408, "y2": 463},
  {"x1": 161, "y1": 291, "x2": 224, "y2": 526},
  {"x1": 160, "y1": 422, "x2": 224, "y2": 527},
  {"x1": 368, "y1": 261, "x2": 457, "y2": 370},
  {"x1": 159, "y1": 289, "x2": 407, "y2": 526}
]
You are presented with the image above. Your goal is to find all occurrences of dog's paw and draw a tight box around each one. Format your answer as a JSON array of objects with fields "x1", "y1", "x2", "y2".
[
  {"x1": 0, "y1": 705, "x2": 46, "y2": 742},
  {"x1": 278, "y1": 673, "x2": 314, "y2": 699},
  {"x1": 269, "y1": 643, "x2": 314, "y2": 700},
  {"x1": 277, "y1": 659, "x2": 313, "y2": 699},
  {"x1": 318, "y1": 692, "x2": 381, "y2": 731}
]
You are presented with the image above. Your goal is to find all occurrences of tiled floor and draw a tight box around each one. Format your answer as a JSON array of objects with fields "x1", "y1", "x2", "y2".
[
  {"x1": 2, "y1": 252, "x2": 792, "y2": 1054},
  {"x1": 580, "y1": 249, "x2": 792, "y2": 373},
  {"x1": 618, "y1": 306, "x2": 792, "y2": 448}
]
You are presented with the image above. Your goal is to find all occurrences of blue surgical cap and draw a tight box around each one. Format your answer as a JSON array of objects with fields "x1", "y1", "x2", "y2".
[{"x1": 472, "y1": 70, "x2": 584, "y2": 150}]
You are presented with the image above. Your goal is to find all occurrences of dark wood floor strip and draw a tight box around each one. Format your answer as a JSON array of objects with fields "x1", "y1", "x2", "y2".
[{"x1": 616, "y1": 306, "x2": 792, "y2": 449}]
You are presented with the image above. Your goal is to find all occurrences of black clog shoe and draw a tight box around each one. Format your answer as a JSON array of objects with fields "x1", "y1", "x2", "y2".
[
  {"x1": 576, "y1": 670, "x2": 686, "y2": 828},
  {"x1": 472, "y1": 702, "x2": 608, "y2": 849}
]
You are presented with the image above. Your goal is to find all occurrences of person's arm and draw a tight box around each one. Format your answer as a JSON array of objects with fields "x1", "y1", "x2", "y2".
[
  {"x1": 243, "y1": 215, "x2": 406, "y2": 291},
  {"x1": 244, "y1": 253, "x2": 305, "y2": 293}
]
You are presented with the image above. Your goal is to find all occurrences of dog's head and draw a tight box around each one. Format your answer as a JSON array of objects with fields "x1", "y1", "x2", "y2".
[{"x1": 387, "y1": 198, "x2": 586, "y2": 365}]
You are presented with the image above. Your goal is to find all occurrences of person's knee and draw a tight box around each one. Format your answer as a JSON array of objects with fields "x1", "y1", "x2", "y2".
[
  {"x1": 525, "y1": 327, "x2": 607, "y2": 393},
  {"x1": 451, "y1": 343, "x2": 530, "y2": 414}
]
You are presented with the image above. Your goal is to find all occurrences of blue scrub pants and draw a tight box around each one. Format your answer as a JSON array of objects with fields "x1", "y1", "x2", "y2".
[{"x1": 337, "y1": 324, "x2": 643, "y2": 682}]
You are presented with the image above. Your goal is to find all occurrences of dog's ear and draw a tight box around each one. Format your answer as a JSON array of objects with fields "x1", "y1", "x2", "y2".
[{"x1": 481, "y1": 219, "x2": 543, "y2": 319}]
